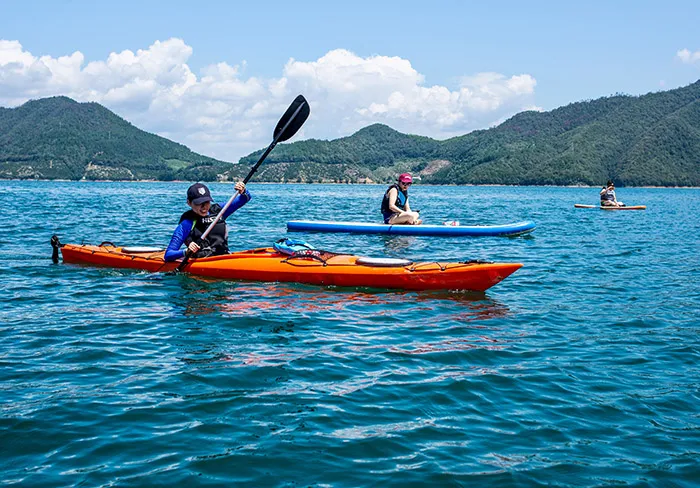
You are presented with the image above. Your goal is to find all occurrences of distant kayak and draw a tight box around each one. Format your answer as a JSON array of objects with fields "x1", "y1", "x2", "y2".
[
  {"x1": 574, "y1": 204, "x2": 646, "y2": 210},
  {"x1": 287, "y1": 220, "x2": 536, "y2": 237},
  {"x1": 56, "y1": 242, "x2": 522, "y2": 292}
]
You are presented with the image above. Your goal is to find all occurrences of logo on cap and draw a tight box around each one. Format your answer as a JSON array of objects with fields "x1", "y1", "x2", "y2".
[{"x1": 198, "y1": 187, "x2": 206, "y2": 195}]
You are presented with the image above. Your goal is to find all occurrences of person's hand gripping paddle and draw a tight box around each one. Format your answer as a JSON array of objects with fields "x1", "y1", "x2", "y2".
[{"x1": 175, "y1": 95, "x2": 310, "y2": 272}]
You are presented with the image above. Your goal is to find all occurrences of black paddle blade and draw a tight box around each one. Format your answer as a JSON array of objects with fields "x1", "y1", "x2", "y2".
[{"x1": 273, "y1": 95, "x2": 310, "y2": 143}]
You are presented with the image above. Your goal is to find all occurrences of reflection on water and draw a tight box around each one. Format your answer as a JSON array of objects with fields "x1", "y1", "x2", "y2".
[
  {"x1": 170, "y1": 278, "x2": 514, "y2": 369},
  {"x1": 172, "y1": 277, "x2": 512, "y2": 322},
  {"x1": 388, "y1": 337, "x2": 507, "y2": 355},
  {"x1": 381, "y1": 235, "x2": 418, "y2": 254}
]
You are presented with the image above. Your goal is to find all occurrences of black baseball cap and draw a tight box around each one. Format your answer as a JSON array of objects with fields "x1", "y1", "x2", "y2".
[{"x1": 187, "y1": 183, "x2": 213, "y2": 204}]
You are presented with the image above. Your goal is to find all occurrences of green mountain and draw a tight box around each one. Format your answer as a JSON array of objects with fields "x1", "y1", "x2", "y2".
[
  {"x1": 4, "y1": 80, "x2": 699, "y2": 186},
  {"x1": 232, "y1": 124, "x2": 441, "y2": 183},
  {"x1": 236, "y1": 80, "x2": 700, "y2": 186},
  {"x1": 0, "y1": 96, "x2": 233, "y2": 181}
]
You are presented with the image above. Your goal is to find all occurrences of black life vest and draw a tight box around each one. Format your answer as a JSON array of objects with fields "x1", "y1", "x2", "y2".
[
  {"x1": 179, "y1": 203, "x2": 228, "y2": 257},
  {"x1": 381, "y1": 184, "x2": 408, "y2": 216},
  {"x1": 600, "y1": 188, "x2": 616, "y2": 202}
]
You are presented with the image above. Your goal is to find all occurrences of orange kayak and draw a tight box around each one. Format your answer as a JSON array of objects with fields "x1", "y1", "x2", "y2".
[{"x1": 59, "y1": 243, "x2": 522, "y2": 292}]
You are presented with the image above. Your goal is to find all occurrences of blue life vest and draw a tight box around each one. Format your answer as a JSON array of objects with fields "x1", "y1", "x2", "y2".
[{"x1": 381, "y1": 184, "x2": 408, "y2": 222}]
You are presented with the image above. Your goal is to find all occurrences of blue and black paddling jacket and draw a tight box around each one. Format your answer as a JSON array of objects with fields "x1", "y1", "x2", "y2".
[{"x1": 164, "y1": 190, "x2": 251, "y2": 262}]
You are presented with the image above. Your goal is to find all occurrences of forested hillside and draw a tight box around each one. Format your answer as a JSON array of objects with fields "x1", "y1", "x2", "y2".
[
  {"x1": 236, "y1": 80, "x2": 700, "y2": 186},
  {"x1": 0, "y1": 97, "x2": 232, "y2": 181},
  {"x1": 3, "y1": 80, "x2": 699, "y2": 186}
]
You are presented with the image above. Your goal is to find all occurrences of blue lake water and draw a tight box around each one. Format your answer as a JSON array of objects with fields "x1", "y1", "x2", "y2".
[{"x1": 1, "y1": 181, "x2": 699, "y2": 486}]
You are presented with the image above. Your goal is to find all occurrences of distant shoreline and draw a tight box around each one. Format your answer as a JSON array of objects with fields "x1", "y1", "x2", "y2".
[{"x1": 2, "y1": 178, "x2": 699, "y2": 189}]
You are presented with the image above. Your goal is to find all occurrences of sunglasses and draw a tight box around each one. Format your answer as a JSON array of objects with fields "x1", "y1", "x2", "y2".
[{"x1": 400, "y1": 182, "x2": 412, "y2": 186}]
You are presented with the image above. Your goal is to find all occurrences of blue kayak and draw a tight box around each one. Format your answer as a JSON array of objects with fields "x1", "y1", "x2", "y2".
[{"x1": 287, "y1": 220, "x2": 536, "y2": 237}]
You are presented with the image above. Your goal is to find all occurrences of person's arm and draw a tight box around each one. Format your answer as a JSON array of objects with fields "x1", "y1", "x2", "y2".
[
  {"x1": 221, "y1": 188, "x2": 252, "y2": 220},
  {"x1": 600, "y1": 187, "x2": 607, "y2": 196},
  {"x1": 387, "y1": 188, "x2": 402, "y2": 214},
  {"x1": 164, "y1": 219, "x2": 194, "y2": 262},
  {"x1": 404, "y1": 197, "x2": 412, "y2": 213}
]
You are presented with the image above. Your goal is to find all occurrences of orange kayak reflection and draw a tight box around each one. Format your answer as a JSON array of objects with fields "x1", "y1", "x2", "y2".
[{"x1": 176, "y1": 281, "x2": 512, "y2": 322}]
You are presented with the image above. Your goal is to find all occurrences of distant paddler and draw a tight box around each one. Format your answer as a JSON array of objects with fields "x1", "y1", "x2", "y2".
[
  {"x1": 380, "y1": 173, "x2": 422, "y2": 225},
  {"x1": 600, "y1": 180, "x2": 625, "y2": 207}
]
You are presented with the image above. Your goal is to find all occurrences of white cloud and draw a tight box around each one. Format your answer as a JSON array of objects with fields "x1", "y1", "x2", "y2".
[
  {"x1": 0, "y1": 40, "x2": 35, "y2": 66},
  {"x1": 677, "y1": 48, "x2": 700, "y2": 64},
  {"x1": 0, "y1": 39, "x2": 538, "y2": 162}
]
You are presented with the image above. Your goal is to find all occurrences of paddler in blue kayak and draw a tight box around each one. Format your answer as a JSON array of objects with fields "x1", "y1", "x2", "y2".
[
  {"x1": 381, "y1": 173, "x2": 422, "y2": 225},
  {"x1": 164, "y1": 182, "x2": 251, "y2": 261},
  {"x1": 600, "y1": 180, "x2": 624, "y2": 207}
]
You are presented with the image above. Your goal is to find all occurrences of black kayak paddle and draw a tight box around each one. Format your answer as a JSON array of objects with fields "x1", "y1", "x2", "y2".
[{"x1": 175, "y1": 95, "x2": 310, "y2": 273}]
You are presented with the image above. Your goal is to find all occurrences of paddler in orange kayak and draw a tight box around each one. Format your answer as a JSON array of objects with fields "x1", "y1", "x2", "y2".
[{"x1": 164, "y1": 182, "x2": 251, "y2": 261}]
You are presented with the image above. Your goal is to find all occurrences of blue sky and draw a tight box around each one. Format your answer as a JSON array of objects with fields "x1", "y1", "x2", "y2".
[{"x1": 2, "y1": 0, "x2": 699, "y2": 161}]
